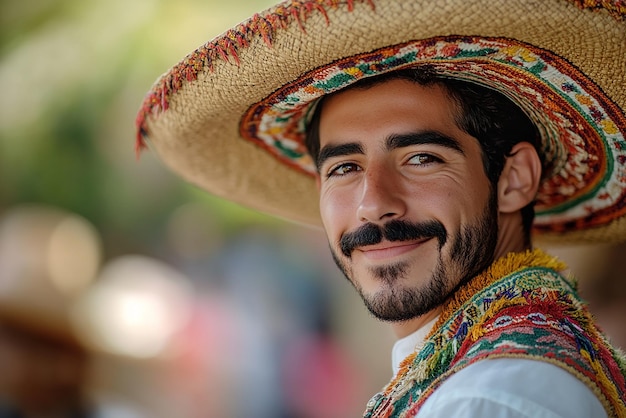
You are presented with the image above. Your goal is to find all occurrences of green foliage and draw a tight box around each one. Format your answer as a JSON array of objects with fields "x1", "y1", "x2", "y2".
[{"x1": 0, "y1": 0, "x2": 281, "y2": 258}]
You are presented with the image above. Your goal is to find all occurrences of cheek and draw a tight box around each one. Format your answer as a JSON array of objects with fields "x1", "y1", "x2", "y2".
[
  {"x1": 319, "y1": 186, "x2": 361, "y2": 242},
  {"x1": 319, "y1": 189, "x2": 345, "y2": 237},
  {"x1": 463, "y1": 173, "x2": 494, "y2": 215},
  {"x1": 405, "y1": 177, "x2": 487, "y2": 227}
]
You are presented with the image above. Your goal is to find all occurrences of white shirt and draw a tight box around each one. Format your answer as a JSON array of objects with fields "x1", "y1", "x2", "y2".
[
  {"x1": 391, "y1": 316, "x2": 438, "y2": 376},
  {"x1": 391, "y1": 325, "x2": 607, "y2": 418}
]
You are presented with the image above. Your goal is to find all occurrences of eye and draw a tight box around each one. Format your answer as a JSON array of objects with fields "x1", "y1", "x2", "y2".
[
  {"x1": 407, "y1": 153, "x2": 442, "y2": 166},
  {"x1": 327, "y1": 162, "x2": 361, "y2": 178}
]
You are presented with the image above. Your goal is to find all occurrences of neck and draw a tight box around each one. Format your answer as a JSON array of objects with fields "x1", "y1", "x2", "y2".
[
  {"x1": 494, "y1": 212, "x2": 531, "y2": 259},
  {"x1": 390, "y1": 307, "x2": 442, "y2": 339}
]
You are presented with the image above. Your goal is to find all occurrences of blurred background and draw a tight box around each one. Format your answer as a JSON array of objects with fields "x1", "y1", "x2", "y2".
[{"x1": 0, "y1": 0, "x2": 624, "y2": 417}]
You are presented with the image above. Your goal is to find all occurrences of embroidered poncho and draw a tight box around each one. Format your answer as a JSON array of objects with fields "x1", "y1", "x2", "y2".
[{"x1": 364, "y1": 249, "x2": 626, "y2": 417}]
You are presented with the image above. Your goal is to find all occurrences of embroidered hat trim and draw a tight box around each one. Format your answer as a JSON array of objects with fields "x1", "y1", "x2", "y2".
[{"x1": 240, "y1": 36, "x2": 626, "y2": 232}]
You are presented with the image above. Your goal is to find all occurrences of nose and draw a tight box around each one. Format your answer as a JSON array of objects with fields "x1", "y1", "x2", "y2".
[{"x1": 356, "y1": 169, "x2": 407, "y2": 223}]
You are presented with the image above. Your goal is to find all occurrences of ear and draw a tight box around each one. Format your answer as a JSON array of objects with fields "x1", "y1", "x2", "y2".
[{"x1": 497, "y1": 142, "x2": 542, "y2": 214}]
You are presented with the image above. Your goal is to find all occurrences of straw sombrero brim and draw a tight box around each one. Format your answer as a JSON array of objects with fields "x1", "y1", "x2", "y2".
[{"x1": 137, "y1": 0, "x2": 626, "y2": 244}]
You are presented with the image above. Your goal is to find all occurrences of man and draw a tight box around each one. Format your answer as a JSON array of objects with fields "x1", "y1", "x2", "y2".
[
  {"x1": 136, "y1": 0, "x2": 626, "y2": 416},
  {"x1": 306, "y1": 70, "x2": 539, "y2": 323}
]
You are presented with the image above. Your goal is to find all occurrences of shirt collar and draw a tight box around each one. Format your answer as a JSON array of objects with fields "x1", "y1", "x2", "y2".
[{"x1": 391, "y1": 316, "x2": 439, "y2": 376}]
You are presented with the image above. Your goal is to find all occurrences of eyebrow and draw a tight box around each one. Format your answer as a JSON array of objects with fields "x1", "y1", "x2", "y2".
[
  {"x1": 316, "y1": 130, "x2": 465, "y2": 171},
  {"x1": 386, "y1": 131, "x2": 465, "y2": 155},
  {"x1": 317, "y1": 142, "x2": 364, "y2": 172}
]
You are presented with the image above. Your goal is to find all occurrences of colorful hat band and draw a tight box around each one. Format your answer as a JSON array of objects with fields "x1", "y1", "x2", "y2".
[{"x1": 240, "y1": 35, "x2": 626, "y2": 234}]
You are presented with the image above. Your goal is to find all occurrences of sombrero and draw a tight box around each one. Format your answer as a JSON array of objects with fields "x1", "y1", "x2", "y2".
[{"x1": 136, "y1": 0, "x2": 626, "y2": 244}]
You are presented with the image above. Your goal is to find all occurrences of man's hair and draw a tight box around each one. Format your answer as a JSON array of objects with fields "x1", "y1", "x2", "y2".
[{"x1": 304, "y1": 67, "x2": 543, "y2": 240}]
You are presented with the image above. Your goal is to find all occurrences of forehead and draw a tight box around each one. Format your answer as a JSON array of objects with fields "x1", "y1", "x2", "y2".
[{"x1": 318, "y1": 79, "x2": 463, "y2": 145}]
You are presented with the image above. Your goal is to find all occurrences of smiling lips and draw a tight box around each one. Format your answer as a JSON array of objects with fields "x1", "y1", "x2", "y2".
[{"x1": 356, "y1": 239, "x2": 431, "y2": 261}]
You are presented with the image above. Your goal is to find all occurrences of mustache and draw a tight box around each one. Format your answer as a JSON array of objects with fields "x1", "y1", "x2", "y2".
[{"x1": 339, "y1": 219, "x2": 448, "y2": 257}]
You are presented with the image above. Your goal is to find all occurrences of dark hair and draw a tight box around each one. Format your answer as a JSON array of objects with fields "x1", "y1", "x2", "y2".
[{"x1": 304, "y1": 67, "x2": 543, "y2": 240}]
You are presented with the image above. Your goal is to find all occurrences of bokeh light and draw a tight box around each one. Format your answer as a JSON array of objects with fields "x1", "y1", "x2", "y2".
[
  {"x1": 47, "y1": 213, "x2": 102, "y2": 295},
  {"x1": 73, "y1": 256, "x2": 192, "y2": 359},
  {"x1": 0, "y1": 206, "x2": 101, "y2": 334}
]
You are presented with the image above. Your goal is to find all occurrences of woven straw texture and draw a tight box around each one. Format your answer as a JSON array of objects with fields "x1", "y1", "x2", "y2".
[{"x1": 138, "y1": 0, "x2": 626, "y2": 243}]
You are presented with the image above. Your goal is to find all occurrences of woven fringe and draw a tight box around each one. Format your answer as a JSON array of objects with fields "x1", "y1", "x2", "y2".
[
  {"x1": 614, "y1": 346, "x2": 626, "y2": 375},
  {"x1": 382, "y1": 249, "x2": 566, "y2": 396},
  {"x1": 568, "y1": 0, "x2": 626, "y2": 19},
  {"x1": 430, "y1": 249, "x2": 567, "y2": 338},
  {"x1": 580, "y1": 349, "x2": 626, "y2": 417}
]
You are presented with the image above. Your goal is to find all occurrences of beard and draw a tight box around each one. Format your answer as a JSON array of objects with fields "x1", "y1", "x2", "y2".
[{"x1": 330, "y1": 190, "x2": 499, "y2": 322}]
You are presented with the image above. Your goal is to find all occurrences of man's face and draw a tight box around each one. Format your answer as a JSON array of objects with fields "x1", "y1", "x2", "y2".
[{"x1": 316, "y1": 79, "x2": 499, "y2": 322}]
